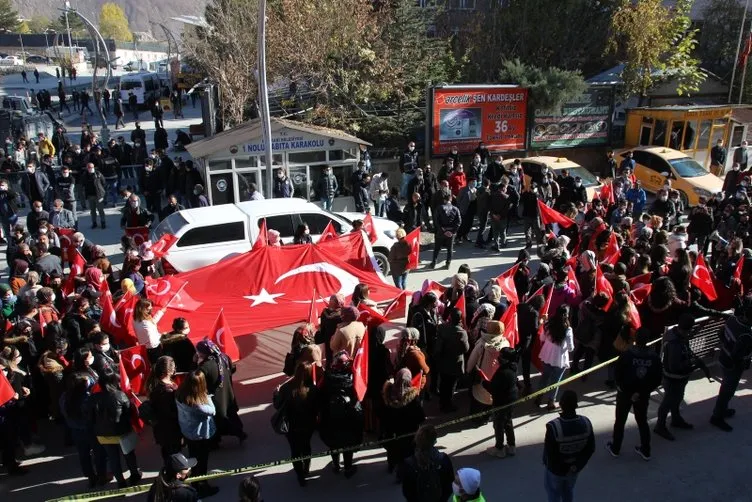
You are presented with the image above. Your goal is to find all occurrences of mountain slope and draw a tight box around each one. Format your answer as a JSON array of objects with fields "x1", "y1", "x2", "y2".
[{"x1": 13, "y1": 0, "x2": 207, "y2": 35}]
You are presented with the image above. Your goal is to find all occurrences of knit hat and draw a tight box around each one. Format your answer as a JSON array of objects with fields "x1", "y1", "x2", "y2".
[
  {"x1": 139, "y1": 241, "x2": 154, "y2": 261},
  {"x1": 401, "y1": 327, "x2": 420, "y2": 342},
  {"x1": 457, "y1": 468, "x2": 481, "y2": 495},
  {"x1": 341, "y1": 306, "x2": 360, "y2": 323},
  {"x1": 486, "y1": 284, "x2": 502, "y2": 303},
  {"x1": 390, "y1": 368, "x2": 413, "y2": 401},
  {"x1": 0, "y1": 284, "x2": 11, "y2": 296}
]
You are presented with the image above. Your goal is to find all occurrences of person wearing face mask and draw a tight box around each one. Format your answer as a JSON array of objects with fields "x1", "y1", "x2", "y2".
[
  {"x1": 191, "y1": 184, "x2": 209, "y2": 208},
  {"x1": 571, "y1": 176, "x2": 588, "y2": 206},
  {"x1": 80, "y1": 163, "x2": 107, "y2": 229},
  {"x1": 450, "y1": 468, "x2": 484, "y2": 502},
  {"x1": 724, "y1": 163, "x2": 743, "y2": 193},
  {"x1": 293, "y1": 223, "x2": 313, "y2": 245},
  {"x1": 711, "y1": 138, "x2": 727, "y2": 177},
  {"x1": 272, "y1": 167, "x2": 294, "y2": 199},
  {"x1": 400, "y1": 141, "x2": 420, "y2": 199},
  {"x1": 89, "y1": 331, "x2": 120, "y2": 378},
  {"x1": 20, "y1": 161, "x2": 51, "y2": 209},
  {"x1": 120, "y1": 193, "x2": 154, "y2": 229},
  {"x1": 456, "y1": 177, "x2": 477, "y2": 244},
  {"x1": 160, "y1": 318, "x2": 198, "y2": 372},
  {"x1": 26, "y1": 201, "x2": 49, "y2": 237},
  {"x1": 316, "y1": 165, "x2": 339, "y2": 211},
  {"x1": 131, "y1": 122, "x2": 146, "y2": 148},
  {"x1": 49, "y1": 198, "x2": 76, "y2": 229},
  {"x1": 141, "y1": 159, "x2": 163, "y2": 216},
  {"x1": 649, "y1": 188, "x2": 676, "y2": 221},
  {"x1": 54, "y1": 165, "x2": 78, "y2": 217},
  {"x1": 0, "y1": 177, "x2": 19, "y2": 243}
]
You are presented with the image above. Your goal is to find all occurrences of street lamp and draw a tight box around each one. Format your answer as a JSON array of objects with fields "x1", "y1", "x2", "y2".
[
  {"x1": 62, "y1": 7, "x2": 113, "y2": 143},
  {"x1": 258, "y1": 0, "x2": 274, "y2": 198}
]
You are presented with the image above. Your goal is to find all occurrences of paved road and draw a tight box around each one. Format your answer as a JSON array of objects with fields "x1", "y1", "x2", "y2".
[{"x1": 1, "y1": 221, "x2": 750, "y2": 501}]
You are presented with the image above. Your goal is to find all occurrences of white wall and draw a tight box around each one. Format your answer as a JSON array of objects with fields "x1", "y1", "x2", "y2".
[{"x1": 114, "y1": 49, "x2": 167, "y2": 65}]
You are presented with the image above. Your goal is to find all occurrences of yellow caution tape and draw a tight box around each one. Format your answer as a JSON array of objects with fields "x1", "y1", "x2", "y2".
[{"x1": 47, "y1": 338, "x2": 665, "y2": 501}]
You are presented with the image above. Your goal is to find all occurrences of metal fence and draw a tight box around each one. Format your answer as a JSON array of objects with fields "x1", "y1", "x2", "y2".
[{"x1": 664, "y1": 311, "x2": 732, "y2": 363}]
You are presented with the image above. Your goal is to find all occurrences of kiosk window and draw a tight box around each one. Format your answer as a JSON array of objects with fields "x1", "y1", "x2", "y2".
[
  {"x1": 177, "y1": 222, "x2": 245, "y2": 247},
  {"x1": 299, "y1": 213, "x2": 342, "y2": 234},
  {"x1": 264, "y1": 215, "x2": 296, "y2": 238}
]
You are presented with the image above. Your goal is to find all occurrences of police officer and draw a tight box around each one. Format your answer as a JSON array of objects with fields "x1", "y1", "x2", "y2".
[
  {"x1": 607, "y1": 328, "x2": 662, "y2": 460},
  {"x1": 429, "y1": 189, "x2": 461, "y2": 270},
  {"x1": 542, "y1": 390, "x2": 595, "y2": 502},
  {"x1": 654, "y1": 313, "x2": 711, "y2": 441},
  {"x1": 710, "y1": 296, "x2": 752, "y2": 432}
]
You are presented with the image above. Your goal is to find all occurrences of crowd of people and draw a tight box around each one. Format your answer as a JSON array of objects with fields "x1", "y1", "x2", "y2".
[{"x1": 0, "y1": 135, "x2": 751, "y2": 502}]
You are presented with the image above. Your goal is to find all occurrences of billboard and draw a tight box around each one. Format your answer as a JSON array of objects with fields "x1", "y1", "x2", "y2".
[
  {"x1": 529, "y1": 86, "x2": 614, "y2": 149},
  {"x1": 430, "y1": 86, "x2": 528, "y2": 156}
]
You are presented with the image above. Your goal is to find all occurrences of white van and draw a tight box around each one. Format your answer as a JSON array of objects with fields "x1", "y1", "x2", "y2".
[
  {"x1": 151, "y1": 199, "x2": 400, "y2": 274},
  {"x1": 119, "y1": 72, "x2": 161, "y2": 106}
]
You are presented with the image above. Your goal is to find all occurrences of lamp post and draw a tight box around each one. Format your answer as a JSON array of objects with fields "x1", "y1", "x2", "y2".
[
  {"x1": 63, "y1": 7, "x2": 112, "y2": 143},
  {"x1": 64, "y1": 0, "x2": 73, "y2": 62},
  {"x1": 730, "y1": 0, "x2": 751, "y2": 103},
  {"x1": 258, "y1": 0, "x2": 274, "y2": 198}
]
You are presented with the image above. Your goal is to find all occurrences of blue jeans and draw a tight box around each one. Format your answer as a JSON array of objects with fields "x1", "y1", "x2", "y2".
[
  {"x1": 322, "y1": 196, "x2": 333, "y2": 211},
  {"x1": 1, "y1": 214, "x2": 17, "y2": 241},
  {"x1": 401, "y1": 172, "x2": 415, "y2": 198},
  {"x1": 392, "y1": 272, "x2": 407, "y2": 290},
  {"x1": 544, "y1": 469, "x2": 578, "y2": 502},
  {"x1": 539, "y1": 363, "x2": 566, "y2": 402},
  {"x1": 105, "y1": 178, "x2": 118, "y2": 206},
  {"x1": 373, "y1": 199, "x2": 385, "y2": 217}
]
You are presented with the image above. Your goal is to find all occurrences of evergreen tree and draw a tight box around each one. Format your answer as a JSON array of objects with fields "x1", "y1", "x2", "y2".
[{"x1": 0, "y1": 0, "x2": 19, "y2": 32}]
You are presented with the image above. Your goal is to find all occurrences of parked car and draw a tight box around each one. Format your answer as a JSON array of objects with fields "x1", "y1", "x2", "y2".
[
  {"x1": 504, "y1": 156, "x2": 604, "y2": 201},
  {"x1": 615, "y1": 146, "x2": 723, "y2": 207},
  {"x1": 151, "y1": 199, "x2": 399, "y2": 274},
  {"x1": 26, "y1": 55, "x2": 50, "y2": 64},
  {"x1": 0, "y1": 56, "x2": 24, "y2": 66}
]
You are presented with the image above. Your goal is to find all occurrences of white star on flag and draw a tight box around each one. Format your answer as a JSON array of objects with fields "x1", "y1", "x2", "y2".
[{"x1": 243, "y1": 288, "x2": 285, "y2": 307}]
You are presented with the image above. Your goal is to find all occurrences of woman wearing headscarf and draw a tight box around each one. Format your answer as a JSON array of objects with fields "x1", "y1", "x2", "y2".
[
  {"x1": 570, "y1": 292, "x2": 609, "y2": 378},
  {"x1": 469, "y1": 303, "x2": 495, "y2": 349},
  {"x1": 267, "y1": 229, "x2": 282, "y2": 247},
  {"x1": 548, "y1": 268, "x2": 582, "y2": 319},
  {"x1": 441, "y1": 273, "x2": 468, "y2": 318},
  {"x1": 284, "y1": 324, "x2": 317, "y2": 375},
  {"x1": 36, "y1": 287, "x2": 60, "y2": 325},
  {"x1": 396, "y1": 327, "x2": 430, "y2": 391},
  {"x1": 466, "y1": 320, "x2": 509, "y2": 421},
  {"x1": 195, "y1": 339, "x2": 246, "y2": 443},
  {"x1": 319, "y1": 351, "x2": 363, "y2": 478},
  {"x1": 536, "y1": 304, "x2": 575, "y2": 411},
  {"x1": 381, "y1": 368, "x2": 425, "y2": 475},
  {"x1": 434, "y1": 308, "x2": 470, "y2": 412},
  {"x1": 316, "y1": 294, "x2": 344, "y2": 367},
  {"x1": 529, "y1": 262, "x2": 554, "y2": 296},
  {"x1": 79, "y1": 267, "x2": 105, "y2": 298},
  {"x1": 0, "y1": 283, "x2": 17, "y2": 320},
  {"x1": 329, "y1": 306, "x2": 366, "y2": 359},
  {"x1": 410, "y1": 292, "x2": 438, "y2": 395},
  {"x1": 480, "y1": 284, "x2": 507, "y2": 321},
  {"x1": 274, "y1": 361, "x2": 319, "y2": 486},
  {"x1": 575, "y1": 250, "x2": 598, "y2": 301}
]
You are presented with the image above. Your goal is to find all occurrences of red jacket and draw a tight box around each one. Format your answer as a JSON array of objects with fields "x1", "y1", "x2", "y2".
[{"x1": 448, "y1": 171, "x2": 467, "y2": 197}]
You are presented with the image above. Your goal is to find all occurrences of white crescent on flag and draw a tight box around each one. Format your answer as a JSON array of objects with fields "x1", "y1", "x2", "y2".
[
  {"x1": 110, "y1": 309, "x2": 121, "y2": 328},
  {"x1": 215, "y1": 327, "x2": 224, "y2": 349},
  {"x1": 146, "y1": 279, "x2": 171, "y2": 297},
  {"x1": 274, "y1": 262, "x2": 360, "y2": 303},
  {"x1": 129, "y1": 354, "x2": 145, "y2": 372}
]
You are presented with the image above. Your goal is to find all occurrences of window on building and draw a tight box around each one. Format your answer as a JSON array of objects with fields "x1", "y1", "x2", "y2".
[
  {"x1": 176, "y1": 222, "x2": 246, "y2": 247},
  {"x1": 208, "y1": 160, "x2": 232, "y2": 172},
  {"x1": 288, "y1": 150, "x2": 326, "y2": 164},
  {"x1": 651, "y1": 120, "x2": 667, "y2": 147}
]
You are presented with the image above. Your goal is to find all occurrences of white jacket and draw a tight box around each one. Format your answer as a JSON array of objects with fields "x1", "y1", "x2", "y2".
[
  {"x1": 667, "y1": 232, "x2": 688, "y2": 255},
  {"x1": 538, "y1": 327, "x2": 574, "y2": 369},
  {"x1": 368, "y1": 174, "x2": 388, "y2": 201}
]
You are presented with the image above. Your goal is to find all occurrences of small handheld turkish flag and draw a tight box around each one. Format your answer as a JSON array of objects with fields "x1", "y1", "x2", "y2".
[
  {"x1": 406, "y1": 227, "x2": 421, "y2": 270},
  {"x1": 252, "y1": 219, "x2": 268, "y2": 251},
  {"x1": 125, "y1": 226, "x2": 150, "y2": 247},
  {"x1": 307, "y1": 288, "x2": 320, "y2": 327},
  {"x1": 692, "y1": 254, "x2": 719, "y2": 301},
  {"x1": 0, "y1": 370, "x2": 15, "y2": 406},
  {"x1": 627, "y1": 272, "x2": 652, "y2": 289},
  {"x1": 352, "y1": 329, "x2": 369, "y2": 401},
  {"x1": 495, "y1": 263, "x2": 520, "y2": 305},
  {"x1": 120, "y1": 345, "x2": 150, "y2": 395},
  {"x1": 317, "y1": 222, "x2": 338, "y2": 243},
  {"x1": 500, "y1": 301, "x2": 519, "y2": 347},
  {"x1": 537, "y1": 200, "x2": 576, "y2": 228},
  {"x1": 151, "y1": 233, "x2": 178, "y2": 259},
  {"x1": 62, "y1": 249, "x2": 86, "y2": 296},
  {"x1": 410, "y1": 370, "x2": 422, "y2": 389},
  {"x1": 362, "y1": 212, "x2": 378, "y2": 244},
  {"x1": 57, "y1": 227, "x2": 75, "y2": 263},
  {"x1": 211, "y1": 309, "x2": 240, "y2": 361},
  {"x1": 595, "y1": 264, "x2": 614, "y2": 310}
]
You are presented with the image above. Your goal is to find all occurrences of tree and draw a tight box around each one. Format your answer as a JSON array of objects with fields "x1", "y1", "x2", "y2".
[
  {"x1": 498, "y1": 59, "x2": 588, "y2": 113},
  {"x1": 183, "y1": 0, "x2": 259, "y2": 127},
  {"x1": 607, "y1": 0, "x2": 705, "y2": 98},
  {"x1": 98, "y1": 3, "x2": 133, "y2": 42},
  {"x1": 697, "y1": 0, "x2": 746, "y2": 80},
  {"x1": 460, "y1": 0, "x2": 620, "y2": 82},
  {"x1": 27, "y1": 15, "x2": 52, "y2": 33},
  {"x1": 52, "y1": 11, "x2": 88, "y2": 39},
  {"x1": 0, "y1": 0, "x2": 19, "y2": 32}
]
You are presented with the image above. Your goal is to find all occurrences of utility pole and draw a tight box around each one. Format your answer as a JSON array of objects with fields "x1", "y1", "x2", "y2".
[
  {"x1": 730, "y1": 0, "x2": 751, "y2": 103},
  {"x1": 258, "y1": 0, "x2": 274, "y2": 198},
  {"x1": 64, "y1": 0, "x2": 73, "y2": 62},
  {"x1": 741, "y1": 21, "x2": 752, "y2": 104},
  {"x1": 18, "y1": 35, "x2": 25, "y2": 64}
]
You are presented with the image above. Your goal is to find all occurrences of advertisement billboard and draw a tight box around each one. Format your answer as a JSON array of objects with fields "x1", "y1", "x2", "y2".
[
  {"x1": 529, "y1": 86, "x2": 614, "y2": 150},
  {"x1": 430, "y1": 86, "x2": 528, "y2": 156}
]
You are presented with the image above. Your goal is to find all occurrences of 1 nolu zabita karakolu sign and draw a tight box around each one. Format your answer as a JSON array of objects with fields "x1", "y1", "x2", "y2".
[
  {"x1": 530, "y1": 86, "x2": 614, "y2": 149},
  {"x1": 429, "y1": 85, "x2": 528, "y2": 156}
]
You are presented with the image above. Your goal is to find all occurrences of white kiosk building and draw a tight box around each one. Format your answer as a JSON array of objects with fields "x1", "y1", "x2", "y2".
[{"x1": 185, "y1": 117, "x2": 370, "y2": 208}]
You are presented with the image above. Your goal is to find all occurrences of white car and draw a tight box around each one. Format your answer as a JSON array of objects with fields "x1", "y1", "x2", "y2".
[
  {"x1": 151, "y1": 199, "x2": 399, "y2": 274},
  {"x1": 0, "y1": 56, "x2": 24, "y2": 66}
]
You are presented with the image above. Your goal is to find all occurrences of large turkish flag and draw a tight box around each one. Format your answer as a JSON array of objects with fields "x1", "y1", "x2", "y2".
[{"x1": 157, "y1": 231, "x2": 403, "y2": 343}]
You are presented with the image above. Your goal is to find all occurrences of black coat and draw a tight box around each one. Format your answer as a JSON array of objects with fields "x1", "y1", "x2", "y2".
[
  {"x1": 484, "y1": 360, "x2": 518, "y2": 406},
  {"x1": 433, "y1": 324, "x2": 469, "y2": 376},
  {"x1": 198, "y1": 355, "x2": 238, "y2": 421},
  {"x1": 274, "y1": 378, "x2": 319, "y2": 434},
  {"x1": 148, "y1": 381, "x2": 181, "y2": 446},
  {"x1": 319, "y1": 370, "x2": 363, "y2": 448},
  {"x1": 85, "y1": 388, "x2": 132, "y2": 437},
  {"x1": 160, "y1": 333, "x2": 196, "y2": 372}
]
